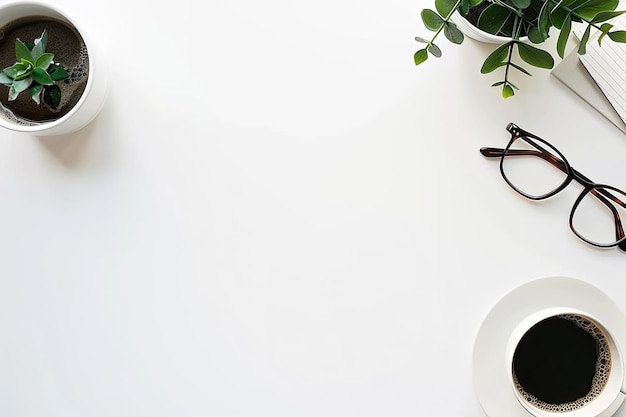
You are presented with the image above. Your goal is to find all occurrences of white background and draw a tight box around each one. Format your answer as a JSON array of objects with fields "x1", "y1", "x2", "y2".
[{"x1": 1, "y1": 0, "x2": 626, "y2": 416}]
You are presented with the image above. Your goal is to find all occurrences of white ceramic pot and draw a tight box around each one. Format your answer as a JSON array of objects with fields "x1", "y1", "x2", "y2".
[
  {"x1": 0, "y1": 1, "x2": 108, "y2": 136},
  {"x1": 450, "y1": 11, "x2": 525, "y2": 44}
]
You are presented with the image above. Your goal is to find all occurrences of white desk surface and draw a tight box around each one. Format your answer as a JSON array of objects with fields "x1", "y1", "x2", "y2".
[{"x1": 2, "y1": 0, "x2": 626, "y2": 416}]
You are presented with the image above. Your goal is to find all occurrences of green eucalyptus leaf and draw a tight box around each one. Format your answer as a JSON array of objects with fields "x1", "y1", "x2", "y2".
[
  {"x1": 601, "y1": 22, "x2": 613, "y2": 33},
  {"x1": 592, "y1": 10, "x2": 626, "y2": 23},
  {"x1": 527, "y1": 27, "x2": 547, "y2": 43},
  {"x1": 492, "y1": 81, "x2": 506, "y2": 86},
  {"x1": 469, "y1": 0, "x2": 483, "y2": 6},
  {"x1": 510, "y1": 0, "x2": 531, "y2": 9},
  {"x1": 15, "y1": 38, "x2": 34, "y2": 63},
  {"x1": 460, "y1": 0, "x2": 470, "y2": 15},
  {"x1": 444, "y1": 22, "x2": 465, "y2": 44},
  {"x1": 477, "y1": 4, "x2": 514, "y2": 35},
  {"x1": 578, "y1": 25, "x2": 591, "y2": 54},
  {"x1": 29, "y1": 83, "x2": 43, "y2": 104},
  {"x1": 422, "y1": 9, "x2": 445, "y2": 31},
  {"x1": 48, "y1": 65, "x2": 69, "y2": 82},
  {"x1": 537, "y1": 1, "x2": 551, "y2": 38},
  {"x1": 35, "y1": 52, "x2": 54, "y2": 70},
  {"x1": 550, "y1": 7, "x2": 569, "y2": 29},
  {"x1": 509, "y1": 62, "x2": 533, "y2": 76},
  {"x1": 608, "y1": 30, "x2": 626, "y2": 42},
  {"x1": 481, "y1": 42, "x2": 511, "y2": 73},
  {"x1": 415, "y1": 36, "x2": 430, "y2": 43},
  {"x1": 573, "y1": 0, "x2": 619, "y2": 20},
  {"x1": 435, "y1": 0, "x2": 458, "y2": 18},
  {"x1": 43, "y1": 85, "x2": 62, "y2": 109},
  {"x1": 502, "y1": 84, "x2": 515, "y2": 98},
  {"x1": 517, "y1": 42, "x2": 554, "y2": 69},
  {"x1": 13, "y1": 77, "x2": 33, "y2": 93},
  {"x1": 598, "y1": 23, "x2": 613, "y2": 45},
  {"x1": 414, "y1": 48, "x2": 429, "y2": 65},
  {"x1": 428, "y1": 43, "x2": 442, "y2": 57},
  {"x1": 32, "y1": 67, "x2": 54, "y2": 85},
  {"x1": 562, "y1": 0, "x2": 585, "y2": 8},
  {"x1": 556, "y1": 14, "x2": 572, "y2": 58}
]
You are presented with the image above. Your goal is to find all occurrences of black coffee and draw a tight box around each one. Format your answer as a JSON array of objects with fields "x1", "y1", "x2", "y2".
[{"x1": 512, "y1": 314, "x2": 611, "y2": 412}]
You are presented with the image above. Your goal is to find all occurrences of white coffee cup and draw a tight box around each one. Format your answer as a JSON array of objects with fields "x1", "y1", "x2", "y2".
[{"x1": 505, "y1": 307, "x2": 626, "y2": 417}]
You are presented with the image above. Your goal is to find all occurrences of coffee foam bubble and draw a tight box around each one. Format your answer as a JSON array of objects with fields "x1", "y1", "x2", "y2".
[{"x1": 513, "y1": 314, "x2": 611, "y2": 412}]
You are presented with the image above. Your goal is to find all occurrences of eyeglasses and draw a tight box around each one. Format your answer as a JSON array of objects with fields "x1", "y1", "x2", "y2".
[{"x1": 480, "y1": 122, "x2": 626, "y2": 251}]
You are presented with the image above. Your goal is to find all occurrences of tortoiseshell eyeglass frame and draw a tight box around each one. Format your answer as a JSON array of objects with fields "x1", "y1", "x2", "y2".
[{"x1": 480, "y1": 122, "x2": 626, "y2": 251}]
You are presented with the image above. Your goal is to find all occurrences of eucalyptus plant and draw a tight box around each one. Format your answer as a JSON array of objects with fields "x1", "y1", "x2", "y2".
[
  {"x1": 415, "y1": 0, "x2": 626, "y2": 97},
  {"x1": 0, "y1": 30, "x2": 69, "y2": 109}
]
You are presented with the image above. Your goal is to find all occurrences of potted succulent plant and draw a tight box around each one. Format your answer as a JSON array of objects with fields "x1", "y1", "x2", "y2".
[
  {"x1": 0, "y1": 1, "x2": 107, "y2": 135},
  {"x1": 414, "y1": 0, "x2": 626, "y2": 97},
  {"x1": 0, "y1": 29, "x2": 71, "y2": 110}
]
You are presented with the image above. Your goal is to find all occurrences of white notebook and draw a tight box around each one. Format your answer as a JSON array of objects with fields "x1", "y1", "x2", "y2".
[
  {"x1": 552, "y1": 17, "x2": 626, "y2": 134},
  {"x1": 578, "y1": 14, "x2": 626, "y2": 126}
]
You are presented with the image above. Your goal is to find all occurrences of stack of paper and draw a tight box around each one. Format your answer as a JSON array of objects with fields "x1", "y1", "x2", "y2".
[
  {"x1": 552, "y1": 15, "x2": 626, "y2": 134},
  {"x1": 578, "y1": 14, "x2": 626, "y2": 125}
]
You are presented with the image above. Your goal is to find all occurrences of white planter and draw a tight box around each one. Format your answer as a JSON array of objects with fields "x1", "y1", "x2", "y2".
[
  {"x1": 0, "y1": 1, "x2": 108, "y2": 136},
  {"x1": 450, "y1": 11, "x2": 526, "y2": 44}
]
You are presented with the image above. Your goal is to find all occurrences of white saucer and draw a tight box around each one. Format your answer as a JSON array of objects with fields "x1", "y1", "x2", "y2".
[{"x1": 473, "y1": 276, "x2": 626, "y2": 417}]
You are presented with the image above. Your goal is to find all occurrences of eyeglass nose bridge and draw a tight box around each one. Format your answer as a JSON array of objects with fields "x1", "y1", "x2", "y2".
[{"x1": 570, "y1": 168, "x2": 596, "y2": 189}]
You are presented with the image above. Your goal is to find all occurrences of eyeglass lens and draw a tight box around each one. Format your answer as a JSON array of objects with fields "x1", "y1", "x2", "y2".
[
  {"x1": 571, "y1": 186, "x2": 626, "y2": 246},
  {"x1": 502, "y1": 135, "x2": 568, "y2": 199}
]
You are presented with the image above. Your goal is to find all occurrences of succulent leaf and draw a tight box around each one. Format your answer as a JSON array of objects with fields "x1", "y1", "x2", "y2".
[
  {"x1": 35, "y1": 53, "x2": 54, "y2": 70},
  {"x1": 13, "y1": 77, "x2": 33, "y2": 94},
  {"x1": 48, "y1": 65, "x2": 69, "y2": 81},
  {"x1": 15, "y1": 39, "x2": 34, "y2": 63},
  {"x1": 29, "y1": 84, "x2": 43, "y2": 104},
  {"x1": 30, "y1": 30, "x2": 48, "y2": 60},
  {"x1": 32, "y1": 67, "x2": 54, "y2": 85},
  {"x1": 43, "y1": 85, "x2": 62, "y2": 109}
]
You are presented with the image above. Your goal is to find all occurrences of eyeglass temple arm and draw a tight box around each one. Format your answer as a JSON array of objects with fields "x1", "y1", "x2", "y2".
[
  {"x1": 480, "y1": 147, "x2": 567, "y2": 171},
  {"x1": 480, "y1": 147, "x2": 626, "y2": 243}
]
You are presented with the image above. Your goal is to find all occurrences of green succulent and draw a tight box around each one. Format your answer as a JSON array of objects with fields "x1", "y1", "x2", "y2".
[
  {"x1": 0, "y1": 30, "x2": 69, "y2": 109},
  {"x1": 415, "y1": 0, "x2": 626, "y2": 98}
]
